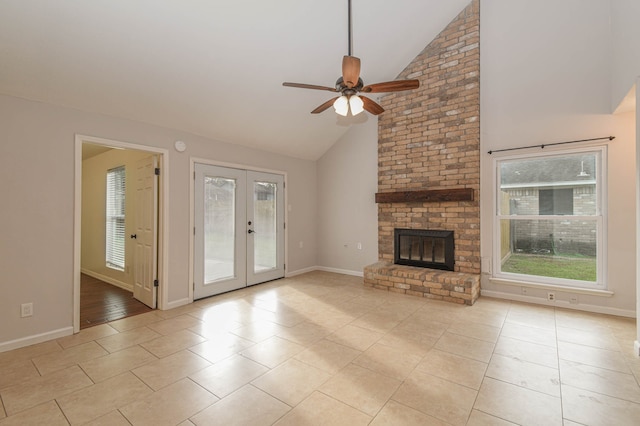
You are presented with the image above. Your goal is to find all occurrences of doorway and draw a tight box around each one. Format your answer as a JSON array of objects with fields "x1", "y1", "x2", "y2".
[
  {"x1": 193, "y1": 163, "x2": 285, "y2": 299},
  {"x1": 73, "y1": 135, "x2": 168, "y2": 333}
]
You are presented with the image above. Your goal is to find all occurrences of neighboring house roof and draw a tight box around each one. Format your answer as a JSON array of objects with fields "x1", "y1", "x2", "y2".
[{"x1": 500, "y1": 154, "x2": 597, "y2": 189}]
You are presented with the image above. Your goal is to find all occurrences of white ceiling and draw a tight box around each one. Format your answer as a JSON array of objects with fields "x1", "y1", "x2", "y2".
[{"x1": 0, "y1": 0, "x2": 469, "y2": 160}]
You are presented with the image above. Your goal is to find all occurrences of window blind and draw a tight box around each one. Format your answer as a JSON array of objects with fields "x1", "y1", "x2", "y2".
[{"x1": 106, "y1": 166, "x2": 126, "y2": 271}]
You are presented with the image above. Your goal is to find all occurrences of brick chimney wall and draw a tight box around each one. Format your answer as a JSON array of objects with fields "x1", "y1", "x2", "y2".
[{"x1": 376, "y1": 0, "x2": 480, "y2": 275}]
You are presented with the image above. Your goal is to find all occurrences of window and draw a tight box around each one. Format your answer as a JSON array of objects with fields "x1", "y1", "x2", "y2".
[
  {"x1": 106, "y1": 166, "x2": 126, "y2": 271},
  {"x1": 495, "y1": 148, "x2": 605, "y2": 288},
  {"x1": 539, "y1": 188, "x2": 573, "y2": 215}
]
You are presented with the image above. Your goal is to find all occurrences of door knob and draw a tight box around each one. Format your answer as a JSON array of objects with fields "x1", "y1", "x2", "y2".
[{"x1": 247, "y1": 229, "x2": 255, "y2": 234}]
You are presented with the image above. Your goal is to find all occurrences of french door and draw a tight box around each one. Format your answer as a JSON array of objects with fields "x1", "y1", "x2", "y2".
[{"x1": 194, "y1": 164, "x2": 285, "y2": 299}]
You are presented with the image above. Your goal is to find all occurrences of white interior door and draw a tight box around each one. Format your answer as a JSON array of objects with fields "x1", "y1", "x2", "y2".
[
  {"x1": 133, "y1": 155, "x2": 158, "y2": 308},
  {"x1": 194, "y1": 164, "x2": 285, "y2": 299}
]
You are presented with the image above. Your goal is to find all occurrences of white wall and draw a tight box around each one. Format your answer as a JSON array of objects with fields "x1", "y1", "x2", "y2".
[
  {"x1": 317, "y1": 118, "x2": 379, "y2": 275},
  {"x1": 611, "y1": 0, "x2": 640, "y2": 111},
  {"x1": 636, "y1": 80, "x2": 640, "y2": 354},
  {"x1": 0, "y1": 94, "x2": 317, "y2": 350},
  {"x1": 612, "y1": 0, "x2": 640, "y2": 353},
  {"x1": 480, "y1": 0, "x2": 637, "y2": 316}
]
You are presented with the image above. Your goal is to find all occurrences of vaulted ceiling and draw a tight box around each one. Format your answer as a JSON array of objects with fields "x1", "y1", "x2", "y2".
[{"x1": 0, "y1": 0, "x2": 469, "y2": 160}]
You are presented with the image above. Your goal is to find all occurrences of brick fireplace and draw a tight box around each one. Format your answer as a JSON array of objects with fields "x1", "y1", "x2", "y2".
[{"x1": 364, "y1": 0, "x2": 480, "y2": 305}]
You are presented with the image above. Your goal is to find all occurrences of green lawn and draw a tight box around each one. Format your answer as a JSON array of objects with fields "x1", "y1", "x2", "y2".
[{"x1": 501, "y1": 253, "x2": 597, "y2": 282}]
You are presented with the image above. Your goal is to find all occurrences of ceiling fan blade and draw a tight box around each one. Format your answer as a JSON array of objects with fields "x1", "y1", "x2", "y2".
[
  {"x1": 283, "y1": 82, "x2": 338, "y2": 92},
  {"x1": 361, "y1": 96, "x2": 384, "y2": 115},
  {"x1": 342, "y1": 56, "x2": 361, "y2": 88},
  {"x1": 361, "y1": 79, "x2": 420, "y2": 93},
  {"x1": 311, "y1": 97, "x2": 340, "y2": 114}
]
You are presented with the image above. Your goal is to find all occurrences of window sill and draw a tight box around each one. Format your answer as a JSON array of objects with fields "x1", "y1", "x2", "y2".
[{"x1": 489, "y1": 277, "x2": 614, "y2": 297}]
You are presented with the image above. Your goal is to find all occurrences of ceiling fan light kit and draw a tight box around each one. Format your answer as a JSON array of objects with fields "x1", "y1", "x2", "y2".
[
  {"x1": 333, "y1": 94, "x2": 364, "y2": 116},
  {"x1": 333, "y1": 95, "x2": 350, "y2": 116},
  {"x1": 348, "y1": 95, "x2": 364, "y2": 115},
  {"x1": 282, "y1": 0, "x2": 420, "y2": 116}
]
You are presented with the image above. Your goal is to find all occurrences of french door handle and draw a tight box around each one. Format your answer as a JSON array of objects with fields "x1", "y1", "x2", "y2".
[
  {"x1": 247, "y1": 229, "x2": 255, "y2": 234},
  {"x1": 130, "y1": 234, "x2": 137, "y2": 239}
]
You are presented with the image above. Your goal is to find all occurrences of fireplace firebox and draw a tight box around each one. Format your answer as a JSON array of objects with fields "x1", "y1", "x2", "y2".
[{"x1": 394, "y1": 229, "x2": 455, "y2": 271}]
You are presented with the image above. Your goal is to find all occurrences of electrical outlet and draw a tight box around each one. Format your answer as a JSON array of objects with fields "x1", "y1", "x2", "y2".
[
  {"x1": 569, "y1": 295, "x2": 579, "y2": 304},
  {"x1": 21, "y1": 303, "x2": 33, "y2": 318},
  {"x1": 521, "y1": 287, "x2": 527, "y2": 295},
  {"x1": 547, "y1": 292, "x2": 555, "y2": 302},
  {"x1": 357, "y1": 242, "x2": 362, "y2": 250}
]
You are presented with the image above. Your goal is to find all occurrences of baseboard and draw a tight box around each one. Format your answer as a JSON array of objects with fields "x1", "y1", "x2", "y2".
[
  {"x1": 481, "y1": 289, "x2": 636, "y2": 318},
  {"x1": 0, "y1": 327, "x2": 74, "y2": 353},
  {"x1": 316, "y1": 266, "x2": 364, "y2": 277},
  {"x1": 285, "y1": 266, "x2": 319, "y2": 277},
  {"x1": 164, "y1": 297, "x2": 191, "y2": 311},
  {"x1": 285, "y1": 266, "x2": 364, "y2": 278},
  {"x1": 81, "y1": 269, "x2": 133, "y2": 292}
]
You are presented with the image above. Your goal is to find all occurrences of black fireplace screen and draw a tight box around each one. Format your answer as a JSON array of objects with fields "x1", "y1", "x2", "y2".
[{"x1": 394, "y1": 229, "x2": 454, "y2": 271}]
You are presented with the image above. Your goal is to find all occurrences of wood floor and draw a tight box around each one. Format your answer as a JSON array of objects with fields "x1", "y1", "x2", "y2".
[{"x1": 80, "y1": 274, "x2": 153, "y2": 329}]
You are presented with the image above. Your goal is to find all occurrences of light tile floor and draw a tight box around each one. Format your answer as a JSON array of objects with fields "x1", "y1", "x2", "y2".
[{"x1": 1, "y1": 271, "x2": 639, "y2": 425}]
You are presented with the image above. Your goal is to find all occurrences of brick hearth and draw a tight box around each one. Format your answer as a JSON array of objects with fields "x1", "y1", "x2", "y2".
[{"x1": 364, "y1": 262, "x2": 480, "y2": 305}]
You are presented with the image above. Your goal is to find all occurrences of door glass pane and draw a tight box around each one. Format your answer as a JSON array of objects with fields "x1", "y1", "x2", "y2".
[
  {"x1": 422, "y1": 237, "x2": 433, "y2": 261},
  {"x1": 433, "y1": 238, "x2": 446, "y2": 263},
  {"x1": 253, "y1": 181, "x2": 277, "y2": 273},
  {"x1": 204, "y1": 177, "x2": 236, "y2": 282},
  {"x1": 399, "y1": 236, "x2": 421, "y2": 261}
]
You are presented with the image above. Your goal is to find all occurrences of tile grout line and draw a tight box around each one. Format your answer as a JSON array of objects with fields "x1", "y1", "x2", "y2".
[
  {"x1": 464, "y1": 298, "x2": 510, "y2": 425},
  {"x1": 53, "y1": 398, "x2": 72, "y2": 425},
  {"x1": 554, "y1": 306, "x2": 566, "y2": 425}
]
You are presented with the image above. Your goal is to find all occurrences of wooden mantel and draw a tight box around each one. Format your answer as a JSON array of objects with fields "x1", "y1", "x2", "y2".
[{"x1": 375, "y1": 188, "x2": 473, "y2": 203}]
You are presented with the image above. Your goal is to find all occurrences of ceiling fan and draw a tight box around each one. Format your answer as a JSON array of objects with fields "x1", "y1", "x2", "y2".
[{"x1": 282, "y1": 0, "x2": 420, "y2": 116}]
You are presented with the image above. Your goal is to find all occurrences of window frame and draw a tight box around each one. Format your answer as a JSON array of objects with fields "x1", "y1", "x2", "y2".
[
  {"x1": 492, "y1": 146, "x2": 607, "y2": 290},
  {"x1": 106, "y1": 165, "x2": 126, "y2": 272}
]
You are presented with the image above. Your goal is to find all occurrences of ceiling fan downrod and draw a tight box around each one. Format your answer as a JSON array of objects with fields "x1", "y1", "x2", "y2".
[{"x1": 348, "y1": 0, "x2": 353, "y2": 57}]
